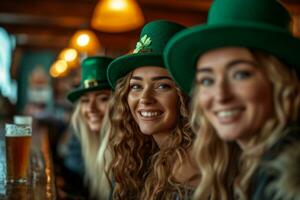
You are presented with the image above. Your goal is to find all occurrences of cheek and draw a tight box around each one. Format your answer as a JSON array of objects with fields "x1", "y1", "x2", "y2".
[
  {"x1": 127, "y1": 95, "x2": 137, "y2": 114},
  {"x1": 97, "y1": 102, "x2": 109, "y2": 114},
  {"x1": 80, "y1": 105, "x2": 86, "y2": 116},
  {"x1": 169, "y1": 94, "x2": 179, "y2": 109},
  {"x1": 197, "y1": 90, "x2": 211, "y2": 110},
  {"x1": 165, "y1": 94, "x2": 180, "y2": 120},
  {"x1": 243, "y1": 82, "x2": 273, "y2": 109}
]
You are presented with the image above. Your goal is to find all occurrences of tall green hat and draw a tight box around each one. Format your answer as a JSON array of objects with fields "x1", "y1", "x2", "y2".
[
  {"x1": 107, "y1": 20, "x2": 185, "y2": 88},
  {"x1": 67, "y1": 56, "x2": 113, "y2": 103},
  {"x1": 164, "y1": 0, "x2": 300, "y2": 94}
]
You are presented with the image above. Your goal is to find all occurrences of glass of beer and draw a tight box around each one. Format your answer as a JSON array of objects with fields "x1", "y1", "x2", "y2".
[{"x1": 5, "y1": 123, "x2": 32, "y2": 183}]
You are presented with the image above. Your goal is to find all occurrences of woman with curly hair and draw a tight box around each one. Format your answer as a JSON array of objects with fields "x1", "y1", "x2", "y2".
[
  {"x1": 164, "y1": 0, "x2": 300, "y2": 199},
  {"x1": 67, "y1": 56, "x2": 113, "y2": 199},
  {"x1": 106, "y1": 20, "x2": 199, "y2": 200}
]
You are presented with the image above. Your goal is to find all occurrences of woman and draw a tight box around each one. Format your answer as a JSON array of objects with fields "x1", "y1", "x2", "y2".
[
  {"x1": 164, "y1": 0, "x2": 300, "y2": 199},
  {"x1": 106, "y1": 20, "x2": 199, "y2": 200},
  {"x1": 67, "y1": 56, "x2": 113, "y2": 199}
]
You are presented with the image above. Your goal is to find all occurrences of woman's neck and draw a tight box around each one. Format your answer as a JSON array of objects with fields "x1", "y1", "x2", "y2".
[{"x1": 152, "y1": 132, "x2": 171, "y2": 149}]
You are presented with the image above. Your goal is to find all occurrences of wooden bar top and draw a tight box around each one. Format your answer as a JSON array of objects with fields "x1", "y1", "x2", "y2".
[{"x1": 0, "y1": 126, "x2": 57, "y2": 200}]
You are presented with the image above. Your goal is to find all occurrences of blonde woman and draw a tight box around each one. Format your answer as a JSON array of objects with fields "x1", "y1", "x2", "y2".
[
  {"x1": 164, "y1": 0, "x2": 300, "y2": 199},
  {"x1": 67, "y1": 56, "x2": 113, "y2": 199},
  {"x1": 106, "y1": 20, "x2": 199, "y2": 200}
]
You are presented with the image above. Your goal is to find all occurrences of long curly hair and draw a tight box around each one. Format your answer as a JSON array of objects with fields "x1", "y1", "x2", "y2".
[
  {"x1": 108, "y1": 71, "x2": 194, "y2": 200},
  {"x1": 191, "y1": 50, "x2": 300, "y2": 200}
]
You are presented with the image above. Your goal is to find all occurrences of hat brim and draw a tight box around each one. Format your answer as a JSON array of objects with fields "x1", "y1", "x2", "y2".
[
  {"x1": 164, "y1": 23, "x2": 300, "y2": 95},
  {"x1": 107, "y1": 53, "x2": 164, "y2": 88},
  {"x1": 67, "y1": 83, "x2": 111, "y2": 103}
]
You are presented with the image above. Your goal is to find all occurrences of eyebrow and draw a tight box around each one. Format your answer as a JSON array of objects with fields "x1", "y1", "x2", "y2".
[
  {"x1": 197, "y1": 59, "x2": 257, "y2": 73},
  {"x1": 131, "y1": 76, "x2": 173, "y2": 81}
]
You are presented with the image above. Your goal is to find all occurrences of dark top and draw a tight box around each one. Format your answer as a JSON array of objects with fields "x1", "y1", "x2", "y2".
[
  {"x1": 250, "y1": 125, "x2": 300, "y2": 200},
  {"x1": 63, "y1": 133, "x2": 84, "y2": 176}
]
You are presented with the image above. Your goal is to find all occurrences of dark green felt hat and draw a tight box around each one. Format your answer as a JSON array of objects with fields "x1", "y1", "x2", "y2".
[
  {"x1": 67, "y1": 56, "x2": 113, "y2": 103},
  {"x1": 164, "y1": 0, "x2": 300, "y2": 94},
  {"x1": 107, "y1": 20, "x2": 185, "y2": 88}
]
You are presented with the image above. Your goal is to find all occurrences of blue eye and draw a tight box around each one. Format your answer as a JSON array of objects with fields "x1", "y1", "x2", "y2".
[
  {"x1": 157, "y1": 83, "x2": 171, "y2": 89},
  {"x1": 199, "y1": 78, "x2": 214, "y2": 87},
  {"x1": 130, "y1": 84, "x2": 142, "y2": 90},
  {"x1": 234, "y1": 71, "x2": 252, "y2": 80}
]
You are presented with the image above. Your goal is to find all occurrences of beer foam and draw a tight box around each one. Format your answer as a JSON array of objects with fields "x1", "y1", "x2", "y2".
[
  {"x1": 5, "y1": 124, "x2": 32, "y2": 137},
  {"x1": 13, "y1": 115, "x2": 33, "y2": 125}
]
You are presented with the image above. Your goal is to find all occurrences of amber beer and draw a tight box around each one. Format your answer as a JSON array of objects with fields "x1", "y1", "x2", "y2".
[{"x1": 5, "y1": 124, "x2": 32, "y2": 183}]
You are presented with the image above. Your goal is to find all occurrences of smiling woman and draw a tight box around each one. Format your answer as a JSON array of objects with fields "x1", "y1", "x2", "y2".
[
  {"x1": 127, "y1": 66, "x2": 179, "y2": 146},
  {"x1": 195, "y1": 48, "x2": 273, "y2": 148},
  {"x1": 105, "y1": 20, "x2": 199, "y2": 200},
  {"x1": 79, "y1": 90, "x2": 111, "y2": 134},
  {"x1": 164, "y1": 0, "x2": 300, "y2": 199},
  {"x1": 66, "y1": 56, "x2": 113, "y2": 199}
]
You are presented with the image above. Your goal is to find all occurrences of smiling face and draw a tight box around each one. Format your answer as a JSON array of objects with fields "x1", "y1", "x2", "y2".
[
  {"x1": 127, "y1": 66, "x2": 179, "y2": 145},
  {"x1": 80, "y1": 89, "x2": 111, "y2": 134},
  {"x1": 195, "y1": 47, "x2": 273, "y2": 147}
]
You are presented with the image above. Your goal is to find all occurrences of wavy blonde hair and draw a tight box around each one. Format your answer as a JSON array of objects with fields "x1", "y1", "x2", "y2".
[
  {"x1": 108, "y1": 71, "x2": 194, "y2": 200},
  {"x1": 191, "y1": 50, "x2": 300, "y2": 200},
  {"x1": 96, "y1": 112, "x2": 114, "y2": 200},
  {"x1": 71, "y1": 102, "x2": 107, "y2": 199}
]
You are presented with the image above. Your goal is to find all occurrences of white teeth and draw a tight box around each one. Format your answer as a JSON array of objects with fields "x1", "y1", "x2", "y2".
[
  {"x1": 217, "y1": 109, "x2": 240, "y2": 118},
  {"x1": 140, "y1": 111, "x2": 160, "y2": 117},
  {"x1": 89, "y1": 116, "x2": 101, "y2": 121}
]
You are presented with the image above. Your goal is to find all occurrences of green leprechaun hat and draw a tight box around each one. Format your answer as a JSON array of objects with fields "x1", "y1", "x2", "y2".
[
  {"x1": 67, "y1": 56, "x2": 113, "y2": 103},
  {"x1": 164, "y1": 0, "x2": 300, "y2": 95},
  {"x1": 107, "y1": 19, "x2": 185, "y2": 88}
]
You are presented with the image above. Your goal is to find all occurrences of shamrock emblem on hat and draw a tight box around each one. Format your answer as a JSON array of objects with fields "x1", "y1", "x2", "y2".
[{"x1": 133, "y1": 34, "x2": 152, "y2": 53}]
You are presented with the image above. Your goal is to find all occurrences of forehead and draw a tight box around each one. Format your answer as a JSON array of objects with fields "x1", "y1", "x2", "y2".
[
  {"x1": 196, "y1": 47, "x2": 254, "y2": 69},
  {"x1": 131, "y1": 66, "x2": 170, "y2": 78},
  {"x1": 82, "y1": 90, "x2": 111, "y2": 97}
]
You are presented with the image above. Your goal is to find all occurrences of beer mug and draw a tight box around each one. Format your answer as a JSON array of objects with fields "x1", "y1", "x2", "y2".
[{"x1": 5, "y1": 124, "x2": 32, "y2": 183}]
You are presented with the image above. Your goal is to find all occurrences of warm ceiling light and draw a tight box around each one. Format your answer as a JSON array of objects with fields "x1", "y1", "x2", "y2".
[
  {"x1": 58, "y1": 48, "x2": 79, "y2": 69},
  {"x1": 110, "y1": 0, "x2": 126, "y2": 10},
  {"x1": 77, "y1": 34, "x2": 90, "y2": 47},
  {"x1": 59, "y1": 48, "x2": 78, "y2": 63},
  {"x1": 69, "y1": 29, "x2": 101, "y2": 55},
  {"x1": 50, "y1": 59, "x2": 68, "y2": 77},
  {"x1": 91, "y1": 0, "x2": 144, "y2": 32},
  {"x1": 55, "y1": 60, "x2": 68, "y2": 74},
  {"x1": 49, "y1": 66, "x2": 60, "y2": 78}
]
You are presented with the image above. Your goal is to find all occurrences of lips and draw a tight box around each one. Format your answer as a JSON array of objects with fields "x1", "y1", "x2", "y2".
[
  {"x1": 87, "y1": 115, "x2": 102, "y2": 122},
  {"x1": 214, "y1": 107, "x2": 244, "y2": 123},
  {"x1": 138, "y1": 110, "x2": 163, "y2": 119}
]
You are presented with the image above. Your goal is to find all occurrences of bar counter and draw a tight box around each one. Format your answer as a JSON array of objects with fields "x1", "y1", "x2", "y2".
[{"x1": 0, "y1": 126, "x2": 57, "y2": 200}]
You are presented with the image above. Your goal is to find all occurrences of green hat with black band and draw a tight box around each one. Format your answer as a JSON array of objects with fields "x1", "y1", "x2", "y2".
[
  {"x1": 164, "y1": 0, "x2": 300, "y2": 95},
  {"x1": 67, "y1": 56, "x2": 113, "y2": 103},
  {"x1": 107, "y1": 20, "x2": 186, "y2": 89}
]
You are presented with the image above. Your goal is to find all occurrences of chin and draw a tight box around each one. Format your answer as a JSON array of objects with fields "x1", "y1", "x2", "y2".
[
  {"x1": 139, "y1": 127, "x2": 156, "y2": 136},
  {"x1": 89, "y1": 125, "x2": 101, "y2": 133},
  {"x1": 218, "y1": 132, "x2": 240, "y2": 142}
]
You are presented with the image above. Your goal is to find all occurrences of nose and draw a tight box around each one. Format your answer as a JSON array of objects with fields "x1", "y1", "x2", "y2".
[
  {"x1": 140, "y1": 87, "x2": 155, "y2": 105},
  {"x1": 215, "y1": 78, "x2": 233, "y2": 103},
  {"x1": 87, "y1": 98, "x2": 97, "y2": 112}
]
